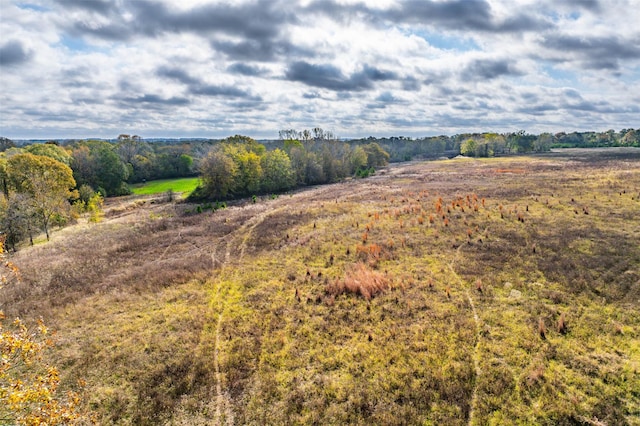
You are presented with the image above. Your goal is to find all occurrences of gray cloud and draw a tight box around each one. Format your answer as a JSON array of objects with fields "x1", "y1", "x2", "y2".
[
  {"x1": 60, "y1": 67, "x2": 95, "y2": 88},
  {"x1": 156, "y1": 66, "x2": 200, "y2": 86},
  {"x1": 54, "y1": 0, "x2": 114, "y2": 14},
  {"x1": 190, "y1": 84, "x2": 258, "y2": 100},
  {"x1": 68, "y1": 21, "x2": 130, "y2": 41},
  {"x1": 387, "y1": 1, "x2": 493, "y2": 29},
  {"x1": 212, "y1": 38, "x2": 313, "y2": 62},
  {"x1": 286, "y1": 62, "x2": 397, "y2": 91},
  {"x1": 0, "y1": 40, "x2": 32, "y2": 66},
  {"x1": 561, "y1": 0, "x2": 601, "y2": 12},
  {"x1": 563, "y1": 89, "x2": 583, "y2": 99},
  {"x1": 286, "y1": 62, "x2": 357, "y2": 91},
  {"x1": 62, "y1": 0, "x2": 296, "y2": 43},
  {"x1": 461, "y1": 58, "x2": 524, "y2": 80},
  {"x1": 402, "y1": 76, "x2": 421, "y2": 91},
  {"x1": 515, "y1": 103, "x2": 558, "y2": 115},
  {"x1": 120, "y1": 94, "x2": 191, "y2": 106},
  {"x1": 376, "y1": 92, "x2": 402, "y2": 103},
  {"x1": 306, "y1": 0, "x2": 550, "y2": 33},
  {"x1": 541, "y1": 33, "x2": 640, "y2": 70},
  {"x1": 227, "y1": 63, "x2": 268, "y2": 77},
  {"x1": 2, "y1": 0, "x2": 638, "y2": 139},
  {"x1": 157, "y1": 66, "x2": 261, "y2": 100}
]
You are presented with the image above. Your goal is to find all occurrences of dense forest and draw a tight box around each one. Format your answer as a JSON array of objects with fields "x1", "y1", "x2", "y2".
[{"x1": 0, "y1": 127, "x2": 638, "y2": 250}]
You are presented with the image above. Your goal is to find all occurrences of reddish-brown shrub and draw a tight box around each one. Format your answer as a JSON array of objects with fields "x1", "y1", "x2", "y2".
[
  {"x1": 326, "y1": 263, "x2": 391, "y2": 300},
  {"x1": 539, "y1": 318, "x2": 546, "y2": 339},
  {"x1": 557, "y1": 312, "x2": 567, "y2": 334},
  {"x1": 368, "y1": 243, "x2": 382, "y2": 259}
]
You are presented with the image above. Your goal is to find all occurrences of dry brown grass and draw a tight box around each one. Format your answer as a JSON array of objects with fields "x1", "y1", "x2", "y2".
[
  {"x1": 326, "y1": 262, "x2": 392, "y2": 300},
  {"x1": 2, "y1": 148, "x2": 639, "y2": 425}
]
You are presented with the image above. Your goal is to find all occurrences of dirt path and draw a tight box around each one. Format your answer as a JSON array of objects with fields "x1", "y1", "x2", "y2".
[{"x1": 210, "y1": 202, "x2": 289, "y2": 425}]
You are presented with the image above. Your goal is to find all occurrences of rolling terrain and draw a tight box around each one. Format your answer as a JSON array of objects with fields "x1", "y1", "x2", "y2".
[{"x1": 3, "y1": 149, "x2": 639, "y2": 425}]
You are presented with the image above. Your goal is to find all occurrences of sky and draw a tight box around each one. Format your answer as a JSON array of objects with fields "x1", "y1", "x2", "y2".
[{"x1": 1, "y1": 0, "x2": 639, "y2": 140}]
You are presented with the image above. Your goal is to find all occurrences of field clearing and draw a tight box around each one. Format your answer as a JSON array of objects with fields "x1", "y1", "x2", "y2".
[
  {"x1": 3, "y1": 149, "x2": 640, "y2": 424},
  {"x1": 130, "y1": 177, "x2": 199, "y2": 195}
]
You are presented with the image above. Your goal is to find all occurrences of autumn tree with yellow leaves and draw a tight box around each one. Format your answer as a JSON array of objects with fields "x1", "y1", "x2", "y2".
[{"x1": 1, "y1": 237, "x2": 87, "y2": 425}]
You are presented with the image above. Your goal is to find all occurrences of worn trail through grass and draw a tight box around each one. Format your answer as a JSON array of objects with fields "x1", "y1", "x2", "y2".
[
  {"x1": 208, "y1": 201, "x2": 290, "y2": 425},
  {"x1": 449, "y1": 245, "x2": 482, "y2": 426}
]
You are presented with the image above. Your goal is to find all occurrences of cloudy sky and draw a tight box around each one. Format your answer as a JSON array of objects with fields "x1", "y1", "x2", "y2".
[{"x1": 1, "y1": 0, "x2": 639, "y2": 140}]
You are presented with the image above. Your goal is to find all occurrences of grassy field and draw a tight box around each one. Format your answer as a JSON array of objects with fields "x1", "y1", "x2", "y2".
[
  {"x1": 130, "y1": 177, "x2": 199, "y2": 195},
  {"x1": 3, "y1": 149, "x2": 639, "y2": 424}
]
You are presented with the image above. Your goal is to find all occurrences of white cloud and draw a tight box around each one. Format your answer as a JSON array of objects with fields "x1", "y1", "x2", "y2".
[{"x1": 0, "y1": 0, "x2": 638, "y2": 139}]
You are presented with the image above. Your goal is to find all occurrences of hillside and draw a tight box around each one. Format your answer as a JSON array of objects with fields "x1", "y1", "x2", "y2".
[{"x1": 3, "y1": 149, "x2": 639, "y2": 425}]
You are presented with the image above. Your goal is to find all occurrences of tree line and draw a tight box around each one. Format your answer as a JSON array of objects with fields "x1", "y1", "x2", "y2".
[
  {"x1": 1, "y1": 126, "x2": 637, "y2": 249},
  {"x1": 190, "y1": 133, "x2": 389, "y2": 200},
  {"x1": 349, "y1": 128, "x2": 640, "y2": 161},
  {"x1": 0, "y1": 136, "x2": 200, "y2": 250},
  {"x1": 0, "y1": 130, "x2": 390, "y2": 249}
]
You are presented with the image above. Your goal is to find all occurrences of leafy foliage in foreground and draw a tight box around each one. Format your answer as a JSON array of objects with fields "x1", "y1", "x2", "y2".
[{"x1": 1, "y1": 239, "x2": 87, "y2": 425}]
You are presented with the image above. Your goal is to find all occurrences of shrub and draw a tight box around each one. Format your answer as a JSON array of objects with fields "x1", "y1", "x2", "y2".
[{"x1": 326, "y1": 263, "x2": 391, "y2": 300}]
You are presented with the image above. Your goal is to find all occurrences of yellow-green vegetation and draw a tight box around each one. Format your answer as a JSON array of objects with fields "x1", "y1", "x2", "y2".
[
  {"x1": 1, "y1": 148, "x2": 639, "y2": 424},
  {"x1": 130, "y1": 177, "x2": 199, "y2": 196}
]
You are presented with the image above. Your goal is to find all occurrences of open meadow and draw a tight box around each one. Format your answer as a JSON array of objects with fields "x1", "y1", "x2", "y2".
[
  {"x1": 3, "y1": 149, "x2": 639, "y2": 425},
  {"x1": 129, "y1": 177, "x2": 200, "y2": 196}
]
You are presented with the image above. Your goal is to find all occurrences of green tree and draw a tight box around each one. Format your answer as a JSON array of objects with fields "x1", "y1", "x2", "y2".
[
  {"x1": 260, "y1": 149, "x2": 294, "y2": 193},
  {"x1": 0, "y1": 156, "x2": 8, "y2": 198},
  {"x1": 363, "y1": 142, "x2": 390, "y2": 167},
  {"x1": 6, "y1": 153, "x2": 77, "y2": 241},
  {"x1": 177, "y1": 154, "x2": 194, "y2": 175},
  {"x1": 621, "y1": 129, "x2": 639, "y2": 146},
  {"x1": 350, "y1": 146, "x2": 369, "y2": 174},
  {"x1": 199, "y1": 150, "x2": 238, "y2": 199},
  {"x1": 288, "y1": 147, "x2": 325, "y2": 186},
  {"x1": 23, "y1": 143, "x2": 72, "y2": 166},
  {"x1": 485, "y1": 133, "x2": 506, "y2": 156},
  {"x1": 0, "y1": 193, "x2": 34, "y2": 250},
  {"x1": 321, "y1": 146, "x2": 338, "y2": 183},
  {"x1": 116, "y1": 134, "x2": 157, "y2": 183},
  {"x1": 507, "y1": 131, "x2": 535, "y2": 153},
  {"x1": 0, "y1": 137, "x2": 15, "y2": 152},
  {"x1": 535, "y1": 133, "x2": 554, "y2": 152},
  {"x1": 116, "y1": 134, "x2": 144, "y2": 164},
  {"x1": 71, "y1": 141, "x2": 129, "y2": 196},
  {"x1": 237, "y1": 150, "x2": 262, "y2": 194},
  {"x1": 222, "y1": 135, "x2": 266, "y2": 156},
  {"x1": 460, "y1": 139, "x2": 477, "y2": 156},
  {"x1": 220, "y1": 143, "x2": 263, "y2": 194},
  {"x1": 283, "y1": 139, "x2": 303, "y2": 154}
]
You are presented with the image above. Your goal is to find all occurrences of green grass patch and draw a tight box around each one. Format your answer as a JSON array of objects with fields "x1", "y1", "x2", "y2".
[{"x1": 130, "y1": 177, "x2": 199, "y2": 195}]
